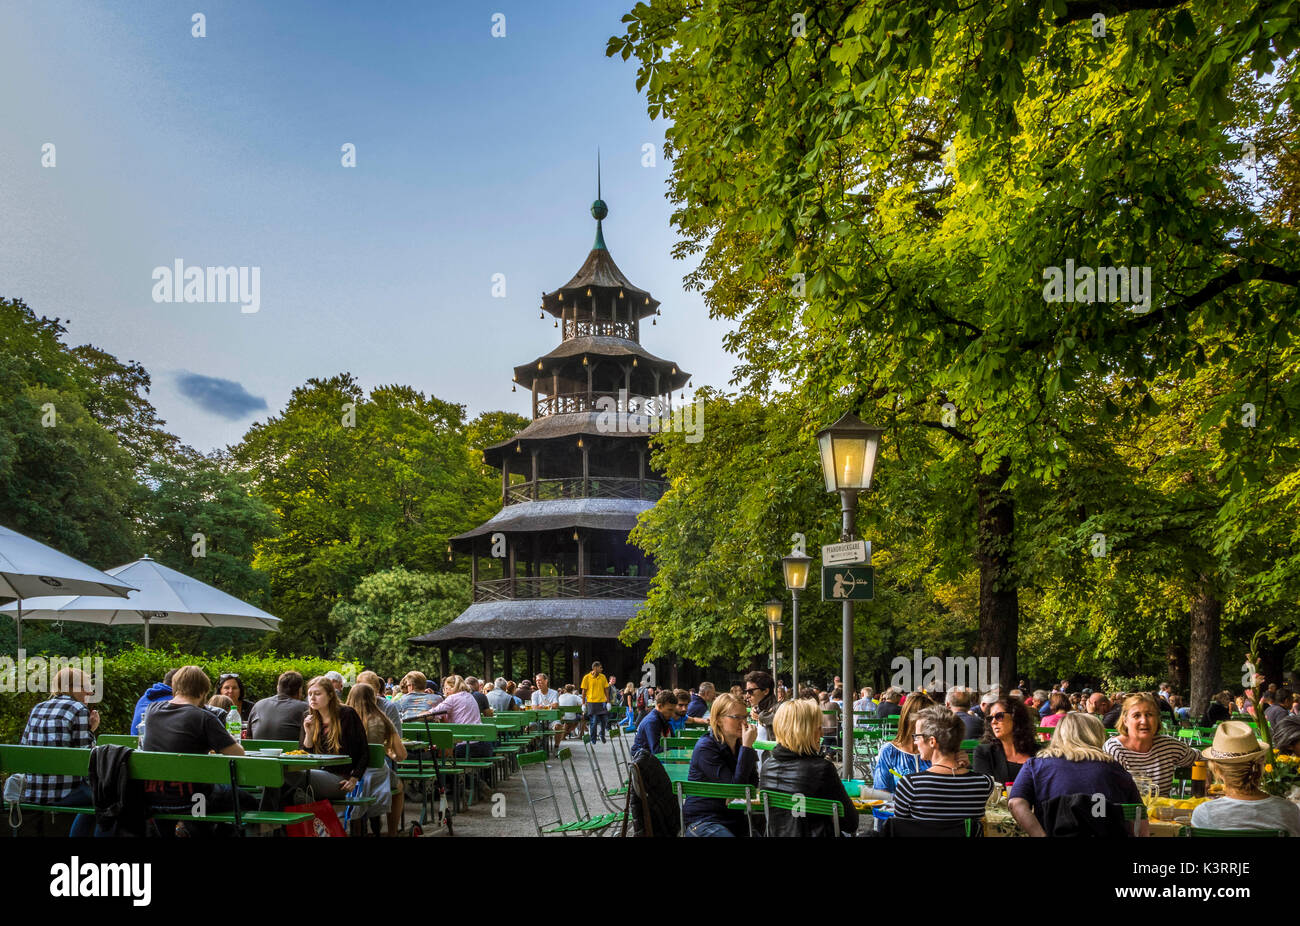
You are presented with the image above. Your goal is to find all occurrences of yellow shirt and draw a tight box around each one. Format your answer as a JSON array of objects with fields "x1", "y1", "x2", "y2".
[{"x1": 581, "y1": 672, "x2": 609, "y2": 703}]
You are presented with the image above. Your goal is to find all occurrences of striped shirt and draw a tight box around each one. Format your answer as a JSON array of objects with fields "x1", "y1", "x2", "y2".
[
  {"x1": 893, "y1": 769, "x2": 995, "y2": 821},
  {"x1": 1103, "y1": 735, "x2": 1201, "y2": 796},
  {"x1": 19, "y1": 695, "x2": 95, "y2": 802}
]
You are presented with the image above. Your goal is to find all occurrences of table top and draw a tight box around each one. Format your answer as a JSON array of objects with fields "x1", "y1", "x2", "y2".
[{"x1": 249, "y1": 751, "x2": 351, "y2": 768}]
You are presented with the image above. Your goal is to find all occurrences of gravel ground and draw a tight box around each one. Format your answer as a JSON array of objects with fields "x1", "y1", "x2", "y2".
[{"x1": 404, "y1": 724, "x2": 636, "y2": 838}]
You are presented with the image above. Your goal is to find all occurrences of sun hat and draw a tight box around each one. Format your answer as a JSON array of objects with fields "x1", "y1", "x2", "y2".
[{"x1": 1201, "y1": 720, "x2": 1269, "y2": 763}]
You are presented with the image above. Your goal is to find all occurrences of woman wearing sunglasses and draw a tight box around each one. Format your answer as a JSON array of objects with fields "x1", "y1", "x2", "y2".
[
  {"x1": 682, "y1": 693, "x2": 759, "y2": 837},
  {"x1": 973, "y1": 698, "x2": 1039, "y2": 787}
]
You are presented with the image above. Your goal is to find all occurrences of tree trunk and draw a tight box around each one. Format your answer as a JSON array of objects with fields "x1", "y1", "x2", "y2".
[
  {"x1": 974, "y1": 456, "x2": 1018, "y2": 694},
  {"x1": 1166, "y1": 639, "x2": 1189, "y2": 696},
  {"x1": 1189, "y1": 575, "x2": 1221, "y2": 719}
]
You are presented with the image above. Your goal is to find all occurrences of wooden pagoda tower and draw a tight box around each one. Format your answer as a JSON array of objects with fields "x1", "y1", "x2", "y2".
[{"x1": 414, "y1": 189, "x2": 689, "y2": 686}]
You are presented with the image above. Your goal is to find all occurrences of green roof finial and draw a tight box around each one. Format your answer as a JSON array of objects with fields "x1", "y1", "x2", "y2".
[{"x1": 591, "y1": 148, "x2": 607, "y2": 249}]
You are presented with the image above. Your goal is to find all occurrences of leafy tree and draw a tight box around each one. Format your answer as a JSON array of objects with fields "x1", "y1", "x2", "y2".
[{"x1": 330, "y1": 567, "x2": 469, "y2": 678}]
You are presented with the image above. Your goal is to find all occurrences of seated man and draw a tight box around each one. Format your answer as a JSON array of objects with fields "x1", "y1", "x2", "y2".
[
  {"x1": 19, "y1": 667, "x2": 101, "y2": 837},
  {"x1": 486, "y1": 676, "x2": 515, "y2": 714},
  {"x1": 130, "y1": 668, "x2": 176, "y2": 735},
  {"x1": 247, "y1": 670, "x2": 308, "y2": 740},
  {"x1": 140, "y1": 665, "x2": 249, "y2": 835},
  {"x1": 530, "y1": 673, "x2": 560, "y2": 710},
  {"x1": 393, "y1": 671, "x2": 443, "y2": 721},
  {"x1": 553, "y1": 684, "x2": 583, "y2": 750},
  {"x1": 685, "y1": 682, "x2": 714, "y2": 727},
  {"x1": 631, "y1": 690, "x2": 679, "y2": 758}
]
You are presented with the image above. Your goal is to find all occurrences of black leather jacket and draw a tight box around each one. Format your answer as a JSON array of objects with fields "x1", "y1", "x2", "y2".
[{"x1": 758, "y1": 745, "x2": 859, "y2": 836}]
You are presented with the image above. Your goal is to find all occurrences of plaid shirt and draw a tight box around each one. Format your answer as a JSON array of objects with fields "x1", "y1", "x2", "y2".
[{"x1": 19, "y1": 695, "x2": 95, "y2": 802}]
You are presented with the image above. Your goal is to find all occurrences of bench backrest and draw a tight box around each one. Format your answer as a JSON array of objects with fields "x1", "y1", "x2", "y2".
[{"x1": 0, "y1": 744, "x2": 91, "y2": 777}]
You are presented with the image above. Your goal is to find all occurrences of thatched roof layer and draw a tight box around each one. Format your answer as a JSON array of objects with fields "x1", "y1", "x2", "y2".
[
  {"x1": 450, "y1": 497, "x2": 652, "y2": 544},
  {"x1": 410, "y1": 597, "x2": 646, "y2": 643}
]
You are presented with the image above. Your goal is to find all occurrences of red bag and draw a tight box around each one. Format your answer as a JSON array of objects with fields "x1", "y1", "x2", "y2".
[{"x1": 283, "y1": 800, "x2": 347, "y2": 837}]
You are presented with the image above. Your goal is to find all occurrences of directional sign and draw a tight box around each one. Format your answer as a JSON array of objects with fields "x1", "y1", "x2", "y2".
[
  {"x1": 821, "y1": 565, "x2": 875, "y2": 601},
  {"x1": 822, "y1": 540, "x2": 870, "y2": 566}
]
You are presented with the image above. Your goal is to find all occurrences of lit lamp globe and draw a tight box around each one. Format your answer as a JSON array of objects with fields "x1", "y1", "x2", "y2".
[
  {"x1": 815, "y1": 412, "x2": 884, "y2": 493},
  {"x1": 781, "y1": 552, "x2": 812, "y2": 592},
  {"x1": 765, "y1": 600, "x2": 783, "y2": 639}
]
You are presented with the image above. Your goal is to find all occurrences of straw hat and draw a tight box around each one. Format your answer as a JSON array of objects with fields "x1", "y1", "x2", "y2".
[{"x1": 1201, "y1": 721, "x2": 1269, "y2": 763}]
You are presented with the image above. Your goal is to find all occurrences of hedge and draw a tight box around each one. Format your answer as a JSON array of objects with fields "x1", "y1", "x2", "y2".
[{"x1": 0, "y1": 646, "x2": 345, "y2": 743}]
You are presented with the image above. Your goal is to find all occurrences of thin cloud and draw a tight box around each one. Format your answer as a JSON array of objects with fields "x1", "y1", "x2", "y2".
[{"x1": 175, "y1": 372, "x2": 268, "y2": 421}]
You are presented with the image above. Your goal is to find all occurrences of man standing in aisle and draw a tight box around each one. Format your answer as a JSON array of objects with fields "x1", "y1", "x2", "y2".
[{"x1": 580, "y1": 660, "x2": 611, "y2": 745}]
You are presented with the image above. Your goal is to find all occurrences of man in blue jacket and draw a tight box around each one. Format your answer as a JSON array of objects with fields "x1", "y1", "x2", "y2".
[
  {"x1": 631, "y1": 690, "x2": 678, "y2": 757},
  {"x1": 130, "y1": 668, "x2": 177, "y2": 734}
]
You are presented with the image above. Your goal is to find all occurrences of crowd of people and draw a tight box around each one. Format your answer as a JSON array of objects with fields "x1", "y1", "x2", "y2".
[{"x1": 12, "y1": 660, "x2": 1300, "y2": 838}]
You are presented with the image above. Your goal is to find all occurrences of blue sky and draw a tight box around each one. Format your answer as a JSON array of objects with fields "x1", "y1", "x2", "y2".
[{"x1": 0, "y1": 1, "x2": 736, "y2": 451}]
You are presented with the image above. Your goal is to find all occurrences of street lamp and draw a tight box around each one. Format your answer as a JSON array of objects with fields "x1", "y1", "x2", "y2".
[
  {"x1": 781, "y1": 551, "x2": 812, "y2": 697},
  {"x1": 765, "y1": 600, "x2": 784, "y2": 684},
  {"x1": 815, "y1": 412, "x2": 883, "y2": 779}
]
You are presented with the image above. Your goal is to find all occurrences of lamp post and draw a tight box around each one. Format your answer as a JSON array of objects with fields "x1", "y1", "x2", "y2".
[
  {"x1": 765, "y1": 600, "x2": 783, "y2": 684},
  {"x1": 781, "y1": 551, "x2": 811, "y2": 697},
  {"x1": 815, "y1": 412, "x2": 883, "y2": 779}
]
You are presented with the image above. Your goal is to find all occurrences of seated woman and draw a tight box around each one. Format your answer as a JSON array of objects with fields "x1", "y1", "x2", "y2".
[
  {"x1": 973, "y1": 697, "x2": 1039, "y2": 787},
  {"x1": 870, "y1": 690, "x2": 935, "y2": 793},
  {"x1": 217, "y1": 673, "x2": 255, "y2": 719},
  {"x1": 301, "y1": 675, "x2": 369, "y2": 800},
  {"x1": 1039, "y1": 692, "x2": 1070, "y2": 728},
  {"x1": 759, "y1": 699, "x2": 858, "y2": 836},
  {"x1": 418, "y1": 675, "x2": 490, "y2": 757},
  {"x1": 1104, "y1": 693, "x2": 1201, "y2": 795},
  {"x1": 345, "y1": 681, "x2": 407, "y2": 836},
  {"x1": 893, "y1": 707, "x2": 995, "y2": 824},
  {"x1": 1190, "y1": 721, "x2": 1300, "y2": 836},
  {"x1": 681, "y1": 693, "x2": 759, "y2": 837},
  {"x1": 1009, "y1": 712, "x2": 1145, "y2": 837}
]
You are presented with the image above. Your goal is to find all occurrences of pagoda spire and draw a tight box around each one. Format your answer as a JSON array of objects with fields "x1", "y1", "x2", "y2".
[{"x1": 591, "y1": 149, "x2": 607, "y2": 251}]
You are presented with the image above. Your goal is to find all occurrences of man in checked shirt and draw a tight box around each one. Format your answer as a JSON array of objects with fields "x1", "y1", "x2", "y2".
[{"x1": 18, "y1": 666, "x2": 100, "y2": 836}]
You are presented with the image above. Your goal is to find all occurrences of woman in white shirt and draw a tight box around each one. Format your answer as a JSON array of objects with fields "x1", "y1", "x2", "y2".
[{"x1": 1190, "y1": 721, "x2": 1300, "y2": 836}]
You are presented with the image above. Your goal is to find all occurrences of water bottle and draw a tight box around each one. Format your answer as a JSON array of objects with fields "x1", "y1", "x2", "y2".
[
  {"x1": 136, "y1": 714, "x2": 146, "y2": 750},
  {"x1": 227, "y1": 706, "x2": 241, "y2": 740}
]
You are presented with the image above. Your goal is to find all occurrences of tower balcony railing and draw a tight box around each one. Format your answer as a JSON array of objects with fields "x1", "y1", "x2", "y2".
[
  {"x1": 536, "y1": 390, "x2": 667, "y2": 418},
  {"x1": 563, "y1": 318, "x2": 637, "y2": 342},
  {"x1": 503, "y1": 476, "x2": 667, "y2": 506},
  {"x1": 472, "y1": 574, "x2": 652, "y2": 603}
]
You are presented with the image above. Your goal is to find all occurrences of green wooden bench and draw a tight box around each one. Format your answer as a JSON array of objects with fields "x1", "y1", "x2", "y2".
[{"x1": 1, "y1": 745, "x2": 313, "y2": 835}]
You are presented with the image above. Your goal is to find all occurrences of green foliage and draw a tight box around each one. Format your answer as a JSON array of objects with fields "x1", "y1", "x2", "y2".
[
  {"x1": 234, "y1": 375, "x2": 517, "y2": 654},
  {"x1": 330, "y1": 567, "x2": 469, "y2": 678},
  {"x1": 0, "y1": 646, "x2": 343, "y2": 742}
]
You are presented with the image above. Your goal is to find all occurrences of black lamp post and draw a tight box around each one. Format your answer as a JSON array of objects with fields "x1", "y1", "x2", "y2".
[
  {"x1": 815, "y1": 412, "x2": 883, "y2": 778},
  {"x1": 781, "y1": 551, "x2": 811, "y2": 697},
  {"x1": 764, "y1": 600, "x2": 784, "y2": 684}
]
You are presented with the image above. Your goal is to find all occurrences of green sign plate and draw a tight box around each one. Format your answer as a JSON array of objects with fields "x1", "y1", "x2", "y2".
[{"x1": 821, "y1": 565, "x2": 874, "y2": 601}]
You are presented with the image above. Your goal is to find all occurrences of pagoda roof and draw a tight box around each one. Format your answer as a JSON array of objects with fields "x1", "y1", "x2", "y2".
[
  {"x1": 410, "y1": 597, "x2": 646, "y2": 643},
  {"x1": 541, "y1": 247, "x2": 660, "y2": 320},
  {"x1": 513, "y1": 336, "x2": 689, "y2": 386},
  {"x1": 450, "y1": 497, "x2": 652, "y2": 545},
  {"x1": 483, "y1": 411, "x2": 657, "y2": 465}
]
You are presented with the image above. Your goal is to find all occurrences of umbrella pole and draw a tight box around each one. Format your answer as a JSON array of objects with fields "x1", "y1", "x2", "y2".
[
  {"x1": 14, "y1": 599, "x2": 20, "y2": 652},
  {"x1": 143, "y1": 615, "x2": 150, "y2": 650}
]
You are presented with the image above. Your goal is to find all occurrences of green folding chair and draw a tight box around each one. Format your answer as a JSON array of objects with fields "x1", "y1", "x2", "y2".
[
  {"x1": 673, "y1": 780, "x2": 757, "y2": 836},
  {"x1": 760, "y1": 789, "x2": 843, "y2": 837}
]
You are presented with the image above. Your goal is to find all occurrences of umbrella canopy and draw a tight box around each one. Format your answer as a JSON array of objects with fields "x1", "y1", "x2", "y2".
[
  {"x1": 0, "y1": 524, "x2": 137, "y2": 601},
  {"x1": 0, "y1": 555, "x2": 279, "y2": 646}
]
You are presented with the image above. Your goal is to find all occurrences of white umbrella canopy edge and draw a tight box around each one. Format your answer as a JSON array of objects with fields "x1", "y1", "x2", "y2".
[
  {"x1": 0, "y1": 524, "x2": 137, "y2": 600},
  {"x1": 0, "y1": 555, "x2": 279, "y2": 645}
]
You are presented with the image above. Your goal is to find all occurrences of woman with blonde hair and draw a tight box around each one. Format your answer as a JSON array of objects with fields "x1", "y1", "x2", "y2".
[
  {"x1": 1009, "y1": 712, "x2": 1145, "y2": 836},
  {"x1": 1103, "y1": 692, "x2": 1200, "y2": 795},
  {"x1": 758, "y1": 698, "x2": 858, "y2": 836},
  {"x1": 1189, "y1": 721, "x2": 1300, "y2": 835},
  {"x1": 681, "y1": 693, "x2": 759, "y2": 836},
  {"x1": 302, "y1": 675, "x2": 369, "y2": 798},
  {"x1": 871, "y1": 690, "x2": 936, "y2": 793}
]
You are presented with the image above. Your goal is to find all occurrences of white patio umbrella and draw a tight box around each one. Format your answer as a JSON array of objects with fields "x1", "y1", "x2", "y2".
[
  {"x1": 0, "y1": 555, "x2": 279, "y2": 647},
  {"x1": 0, "y1": 524, "x2": 137, "y2": 649}
]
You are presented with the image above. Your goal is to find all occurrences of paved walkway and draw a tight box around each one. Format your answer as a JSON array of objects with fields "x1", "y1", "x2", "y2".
[{"x1": 405, "y1": 725, "x2": 636, "y2": 837}]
